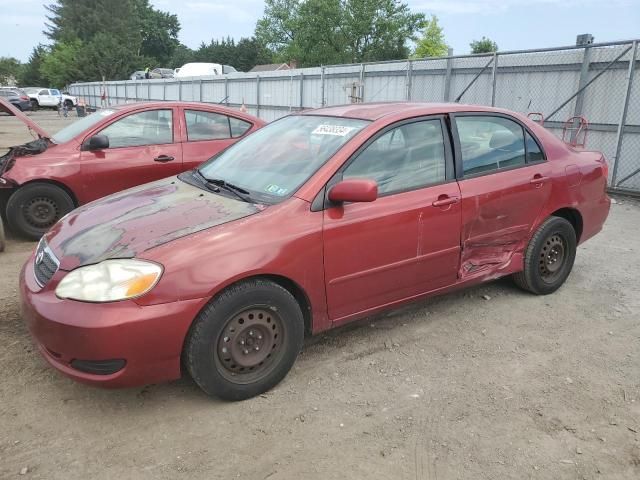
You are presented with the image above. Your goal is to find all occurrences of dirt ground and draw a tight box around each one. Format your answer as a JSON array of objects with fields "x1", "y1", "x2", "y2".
[{"x1": 1, "y1": 112, "x2": 639, "y2": 479}]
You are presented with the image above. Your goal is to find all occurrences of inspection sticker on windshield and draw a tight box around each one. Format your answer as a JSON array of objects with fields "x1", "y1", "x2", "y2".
[
  {"x1": 265, "y1": 184, "x2": 288, "y2": 196},
  {"x1": 312, "y1": 125, "x2": 355, "y2": 137}
]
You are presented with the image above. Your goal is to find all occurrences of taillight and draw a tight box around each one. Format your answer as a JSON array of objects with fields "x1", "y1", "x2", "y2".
[{"x1": 20, "y1": 96, "x2": 29, "y2": 101}]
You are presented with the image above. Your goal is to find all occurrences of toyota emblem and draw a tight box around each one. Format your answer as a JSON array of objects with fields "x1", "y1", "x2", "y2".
[{"x1": 35, "y1": 250, "x2": 45, "y2": 265}]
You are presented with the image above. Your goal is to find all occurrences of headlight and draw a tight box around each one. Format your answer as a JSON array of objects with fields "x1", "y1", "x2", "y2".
[{"x1": 55, "y1": 259, "x2": 163, "y2": 302}]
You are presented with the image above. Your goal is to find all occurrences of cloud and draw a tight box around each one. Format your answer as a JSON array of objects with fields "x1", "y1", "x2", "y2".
[
  {"x1": 413, "y1": 0, "x2": 634, "y2": 15},
  {"x1": 184, "y1": 1, "x2": 263, "y2": 22}
]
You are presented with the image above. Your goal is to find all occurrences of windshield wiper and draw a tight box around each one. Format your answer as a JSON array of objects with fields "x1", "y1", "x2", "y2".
[{"x1": 193, "y1": 169, "x2": 252, "y2": 203}]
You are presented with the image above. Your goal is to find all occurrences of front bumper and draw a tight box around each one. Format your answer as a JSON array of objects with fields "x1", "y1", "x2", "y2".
[{"x1": 19, "y1": 256, "x2": 205, "y2": 389}]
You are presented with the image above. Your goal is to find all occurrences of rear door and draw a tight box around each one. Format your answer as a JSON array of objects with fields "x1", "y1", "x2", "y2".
[
  {"x1": 323, "y1": 117, "x2": 461, "y2": 322},
  {"x1": 451, "y1": 113, "x2": 552, "y2": 277},
  {"x1": 180, "y1": 108, "x2": 253, "y2": 169},
  {"x1": 79, "y1": 107, "x2": 182, "y2": 201}
]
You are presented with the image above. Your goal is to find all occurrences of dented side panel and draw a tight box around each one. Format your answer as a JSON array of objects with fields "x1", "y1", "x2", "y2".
[{"x1": 458, "y1": 163, "x2": 553, "y2": 278}]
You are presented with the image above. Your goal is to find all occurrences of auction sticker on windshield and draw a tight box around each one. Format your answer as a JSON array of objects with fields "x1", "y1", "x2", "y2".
[{"x1": 312, "y1": 125, "x2": 356, "y2": 136}]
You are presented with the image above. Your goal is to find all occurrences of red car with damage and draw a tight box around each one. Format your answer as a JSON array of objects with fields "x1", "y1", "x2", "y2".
[
  {"x1": 19, "y1": 102, "x2": 610, "y2": 400},
  {"x1": 0, "y1": 98, "x2": 264, "y2": 239}
]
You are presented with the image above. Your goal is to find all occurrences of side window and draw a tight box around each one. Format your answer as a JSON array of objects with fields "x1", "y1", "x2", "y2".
[
  {"x1": 185, "y1": 110, "x2": 231, "y2": 141},
  {"x1": 99, "y1": 109, "x2": 173, "y2": 148},
  {"x1": 50, "y1": 89, "x2": 60, "y2": 96},
  {"x1": 38, "y1": 89, "x2": 48, "y2": 96},
  {"x1": 343, "y1": 119, "x2": 447, "y2": 195},
  {"x1": 229, "y1": 117, "x2": 252, "y2": 137},
  {"x1": 526, "y1": 131, "x2": 545, "y2": 162},
  {"x1": 455, "y1": 116, "x2": 526, "y2": 176}
]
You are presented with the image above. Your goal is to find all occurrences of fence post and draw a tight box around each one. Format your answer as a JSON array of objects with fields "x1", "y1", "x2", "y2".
[
  {"x1": 491, "y1": 52, "x2": 499, "y2": 106},
  {"x1": 178, "y1": 80, "x2": 182, "y2": 101},
  {"x1": 443, "y1": 48, "x2": 454, "y2": 102},
  {"x1": 320, "y1": 66, "x2": 325, "y2": 106},
  {"x1": 574, "y1": 46, "x2": 592, "y2": 118},
  {"x1": 256, "y1": 75, "x2": 261, "y2": 117},
  {"x1": 224, "y1": 77, "x2": 229, "y2": 106},
  {"x1": 406, "y1": 59, "x2": 413, "y2": 101},
  {"x1": 359, "y1": 63, "x2": 365, "y2": 102},
  {"x1": 611, "y1": 40, "x2": 638, "y2": 186},
  {"x1": 147, "y1": 80, "x2": 151, "y2": 101},
  {"x1": 299, "y1": 72, "x2": 304, "y2": 110}
]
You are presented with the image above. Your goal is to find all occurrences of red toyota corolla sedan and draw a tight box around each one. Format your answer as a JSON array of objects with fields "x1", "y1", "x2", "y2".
[
  {"x1": 0, "y1": 98, "x2": 264, "y2": 239},
  {"x1": 20, "y1": 102, "x2": 610, "y2": 400}
]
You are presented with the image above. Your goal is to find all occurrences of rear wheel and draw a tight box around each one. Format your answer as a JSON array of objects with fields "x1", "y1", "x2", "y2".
[
  {"x1": 184, "y1": 279, "x2": 304, "y2": 401},
  {"x1": 30, "y1": 99, "x2": 39, "y2": 110},
  {"x1": 6, "y1": 183, "x2": 75, "y2": 240},
  {"x1": 513, "y1": 216, "x2": 576, "y2": 295}
]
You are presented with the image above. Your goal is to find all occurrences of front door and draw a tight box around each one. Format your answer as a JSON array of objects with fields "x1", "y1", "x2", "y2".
[
  {"x1": 79, "y1": 108, "x2": 182, "y2": 202},
  {"x1": 323, "y1": 117, "x2": 461, "y2": 322},
  {"x1": 451, "y1": 114, "x2": 553, "y2": 276}
]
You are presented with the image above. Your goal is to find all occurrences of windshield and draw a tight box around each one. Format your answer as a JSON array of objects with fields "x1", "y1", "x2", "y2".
[
  {"x1": 197, "y1": 115, "x2": 369, "y2": 203},
  {"x1": 52, "y1": 109, "x2": 117, "y2": 144}
]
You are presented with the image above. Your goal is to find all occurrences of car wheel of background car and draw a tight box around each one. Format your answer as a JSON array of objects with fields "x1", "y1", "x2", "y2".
[
  {"x1": 513, "y1": 216, "x2": 577, "y2": 295},
  {"x1": 64, "y1": 99, "x2": 73, "y2": 108},
  {"x1": 30, "y1": 99, "x2": 39, "y2": 110},
  {"x1": 184, "y1": 279, "x2": 305, "y2": 401},
  {"x1": 6, "y1": 183, "x2": 75, "y2": 241},
  {"x1": 0, "y1": 217, "x2": 5, "y2": 252}
]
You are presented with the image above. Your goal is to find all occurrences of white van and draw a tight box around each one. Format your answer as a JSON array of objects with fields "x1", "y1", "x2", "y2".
[{"x1": 174, "y1": 63, "x2": 238, "y2": 78}]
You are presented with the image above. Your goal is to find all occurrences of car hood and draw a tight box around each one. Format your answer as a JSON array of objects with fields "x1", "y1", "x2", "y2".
[
  {"x1": 0, "y1": 96, "x2": 49, "y2": 139},
  {"x1": 45, "y1": 176, "x2": 261, "y2": 271}
]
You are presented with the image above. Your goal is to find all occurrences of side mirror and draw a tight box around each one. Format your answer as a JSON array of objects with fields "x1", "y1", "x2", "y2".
[
  {"x1": 328, "y1": 179, "x2": 378, "y2": 204},
  {"x1": 82, "y1": 134, "x2": 109, "y2": 151}
]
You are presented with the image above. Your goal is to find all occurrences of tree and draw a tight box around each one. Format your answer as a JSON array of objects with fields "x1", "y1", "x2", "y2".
[
  {"x1": 256, "y1": 0, "x2": 425, "y2": 67},
  {"x1": 19, "y1": 46, "x2": 49, "y2": 86},
  {"x1": 0, "y1": 57, "x2": 23, "y2": 85},
  {"x1": 470, "y1": 37, "x2": 498, "y2": 54},
  {"x1": 135, "y1": 0, "x2": 181, "y2": 64},
  {"x1": 413, "y1": 15, "x2": 448, "y2": 58},
  {"x1": 40, "y1": 40, "x2": 83, "y2": 86},
  {"x1": 42, "y1": 0, "x2": 181, "y2": 83}
]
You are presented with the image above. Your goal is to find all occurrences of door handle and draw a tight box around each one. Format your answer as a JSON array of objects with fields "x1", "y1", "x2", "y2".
[
  {"x1": 154, "y1": 155, "x2": 175, "y2": 163},
  {"x1": 530, "y1": 175, "x2": 549, "y2": 185},
  {"x1": 432, "y1": 196, "x2": 459, "y2": 207}
]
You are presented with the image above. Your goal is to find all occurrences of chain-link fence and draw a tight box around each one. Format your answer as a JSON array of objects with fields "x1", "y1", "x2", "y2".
[{"x1": 69, "y1": 39, "x2": 640, "y2": 194}]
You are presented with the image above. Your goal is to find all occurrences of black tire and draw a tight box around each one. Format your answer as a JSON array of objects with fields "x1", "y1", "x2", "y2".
[
  {"x1": 6, "y1": 183, "x2": 75, "y2": 241},
  {"x1": 64, "y1": 99, "x2": 73, "y2": 108},
  {"x1": 0, "y1": 217, "x2": 5, "y2": 252},
  {"x1": 513, "y1": 216, "x2": 577, "y2": 295},
  {"x1": 184, "y1": 279, "x2": 304, "y2": 401},
  {"x1": 30, "y1": 99, "x2": 39, "y2": 111}
]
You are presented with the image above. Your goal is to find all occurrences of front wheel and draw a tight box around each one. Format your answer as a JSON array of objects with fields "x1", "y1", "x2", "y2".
[
  {"x1": 6, "y1": 183, "x2": 76, "y2": 240},
  {"x1": 513, "y1": 216, "x2": 577, "y2": 295},
  {"x1": 184, "y1": 279, "x2": 304, "y2": 401}
]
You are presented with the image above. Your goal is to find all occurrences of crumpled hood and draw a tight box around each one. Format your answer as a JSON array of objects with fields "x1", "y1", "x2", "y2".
[
  {"x1": 46, "y1": 176, "x2": 260, "y2": 270},
  {"x1": 0, "y1": 96, "x2": 50, "y2": 139}
]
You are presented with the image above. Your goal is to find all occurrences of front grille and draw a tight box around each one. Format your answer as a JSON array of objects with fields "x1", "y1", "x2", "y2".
[{"x1": 33, "y1": 240, "x2": 60, "y2": 288}]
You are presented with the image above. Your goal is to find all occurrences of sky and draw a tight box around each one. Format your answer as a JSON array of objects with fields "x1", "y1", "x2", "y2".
[{"x1": 1, "y1": 0, "x2": 639, "y2": 62}]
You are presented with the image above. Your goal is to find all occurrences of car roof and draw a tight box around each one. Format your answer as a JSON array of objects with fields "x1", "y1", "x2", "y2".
[
  {"x1": 105, "y1": 101, "x2": 265, "y2": 123},
  {"x1": 301, "y1": 102, "x2": 520, "y2": 121}
]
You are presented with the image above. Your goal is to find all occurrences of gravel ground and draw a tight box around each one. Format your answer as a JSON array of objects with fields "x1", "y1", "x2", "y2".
[{"x1": 1, "y1": 111, "x2": 639, "y2": 479}]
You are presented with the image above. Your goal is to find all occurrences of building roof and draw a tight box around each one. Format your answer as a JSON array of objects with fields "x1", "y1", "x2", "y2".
[{"x1": 249, "y1": 63, "x2": 291, "y2": 73}]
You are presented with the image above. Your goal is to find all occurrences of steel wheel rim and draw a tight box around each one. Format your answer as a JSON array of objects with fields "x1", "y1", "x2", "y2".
[
  {"x1": 24, "y1": 197, "x2": 59, "y2": 229},
  {"x1": 215, "y1": 307, "x2": 285, "y2": 384},
  {"x1": 539, "y1": 233, "x2": 566, "y2": 283}
]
